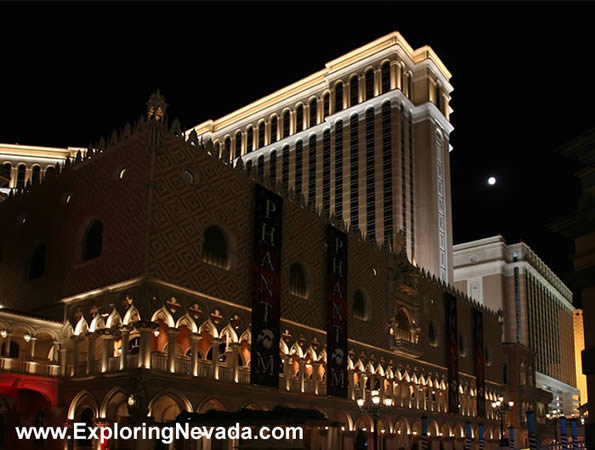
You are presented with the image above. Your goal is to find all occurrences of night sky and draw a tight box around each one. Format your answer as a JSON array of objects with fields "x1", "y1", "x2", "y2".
[{"x1": 2, "y1": 2, "x2": 593, "y2": 302}]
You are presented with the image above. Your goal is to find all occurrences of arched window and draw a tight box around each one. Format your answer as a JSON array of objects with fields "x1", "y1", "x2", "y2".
[
  {"x1": 246, "y1": 127, "x2": 254, "y2": 153},
  {"x1": 234, "y1": 131, "x2": 242, "y2": 159},
  {"x1": 350, "y1": 75, "x2": 359, "y2": 106},
  {"x1": 322, "y1": 129, "x2": 331, "y2": 211},
  {"x1": 335, "y1": 121, "x2": 344, "y2": 220},
  {"x1": 407, "y1": 73, "x2": 413, "y2": 98},
  {"x1": 202, "y1": 226, "x2": 229, "y2": 269},
  {"x1": 296, "y1": 104, "x2": 304, "y2": 132},
  {"x1": 308, "y1": 135, "x2": 317, "y2": 206},
  {"x1": 270, "y1": 116, "x2": 278, "y2": 144},
  {"x1": 295, "y1": 140, "x2": 303, "y2": 198},
  {"x1": 44, "y1": 166, "x2": 55, "y2": 179},
  {"x1": 323, "y1": 93, "x2": 330, "y2": 119},
  {"x1": 1, "y1": 163, "x2": 11, "y2": 187},
  {"x1": 381, "y1": 61, "x2": 391, "y2": 93},
  {"x1": 27, "y1": 243, "x2": 46, "y2": 280},
  {"x1": 257, "y1": 155, "x2": 264, "y2": 179},
  {"x1": 281, "y1": 145, "x2": 289, "y2": 192},
  {"x1": 31, "y1": 165, "x2": 41, "y2": 185},
  {"x1": 289, "y1": 263, "x2": 307, "y2": 298},
  {"x1": 435, "y1": 83, "x2": 442, "y2": 112},
  {"x1": 353, "y1": 290, "x2": 369, "y2": 321},
  {"x1": 16, "y1": 164, "x2": 26, "y2": 189},
  {"x1": 269, "y1": 150, "x2": 277, "y2": 183},
  {"x1": 335, "y1": 82, "x2": 343, "y2": 112},
  {"x1": 258, "y1": 122, "x2": 266, "y2": 148},
  {"x1": 282, "y1": 110, "x2": 291, "y2": 138},
  {"x1": 350, "y1": 114, "x2": 359, "y2": 230},
  {"x1": 223, "y1": 137, "x2": 231, "y2": 162},
  {"x1": 83, "y1": 220, "x2": 103, "y2": 261},
  {"x1": 365, "y1": 69, "x2": 375, "y2": 100},
  {"x1": 309, "y1": 98, "x2": 317, "y2": 127},
  {"x1": 395, "y1": 309, "x2": 411, "y2": 341}
]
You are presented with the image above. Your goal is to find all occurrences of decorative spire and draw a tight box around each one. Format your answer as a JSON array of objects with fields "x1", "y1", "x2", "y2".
[{"x1": 147, "y1": 90, "x2": 167, "y2": 122}]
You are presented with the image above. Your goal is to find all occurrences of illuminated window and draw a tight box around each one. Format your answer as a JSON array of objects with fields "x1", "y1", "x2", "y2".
[
  {"x1": 335, "y1": 82, "x2": 343, "y2": 112},
  {"x1": 395, "y1": 309, "x2": 411, "y2": 341},
  {"x1": 381, "y1": 61, "x2": 391, "y2": 93},
  {"x1": 270, "y1": 116, "x2": 278, "y2": 144},
  {"x1": 309, "y1": 98, "x2": 317, "y2": 127},
  {"x1": 296, "y1": 104, "x2": 304, "y2": 133},
  {"x1": 83, "y1": 220, "x2": 103, "y2": 261},
  {"x1": 26, "y1": 243, "x2": 46, "y2": 280},
  {"x1": 202, "y1": 226, "x2": 229, "y2": 269},
  {"x1": 353, "y1": 290, "x2": 369, "y2": 321},
  {"x1": 282, "y1": 110, "x2": 291, "y2": 138},
  {"x1": 246, "y1": 127, "x2": 254, "y2": 153},
  {"x1": 323, "y1": 93, "x2": 330, "y2": 119},
  {"x1": 365, "y1": 68, "x2": 374, "y2": 100},
  {"x1": 258, "y1": 122, "x2": 265, "y2": 148},
  {"x1": 289, "y1": 263, "x2": 307, "y2": 298},
  {"x1": 350, "y1": 75, "x2": 359, "y2": 106}
]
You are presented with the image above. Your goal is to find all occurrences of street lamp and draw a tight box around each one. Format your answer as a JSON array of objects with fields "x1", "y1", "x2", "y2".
[
  {"x1": 491, "y1": 395, "x2": 514, "y2": 447},
  {"x1": 357, "y1": 390, "x2": 393, "y2": 450}
]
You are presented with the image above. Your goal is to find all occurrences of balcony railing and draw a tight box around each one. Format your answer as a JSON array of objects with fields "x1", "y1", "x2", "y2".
[{"x1": 0, "y1": 356, "x2": 60, "y2": 377}]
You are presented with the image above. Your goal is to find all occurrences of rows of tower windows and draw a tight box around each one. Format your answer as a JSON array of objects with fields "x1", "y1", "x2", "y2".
[
  {"x1": 2, "y1": 162, "x2": 58, "y2": 190},
  {"x1": 213, "y1": 60, "x2": 428, "y2": 161},
  {"x1": 365, "y1": 108, "x2": 376, "y2": 240}
]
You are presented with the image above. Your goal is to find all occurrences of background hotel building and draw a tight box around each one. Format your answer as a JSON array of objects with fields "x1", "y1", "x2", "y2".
[
  {"x1": 188, "y1": 32, "x2": 455, "y2": 283},
  {"x1": 453, "y1": 236, "x2": 580, "y2": 416}
]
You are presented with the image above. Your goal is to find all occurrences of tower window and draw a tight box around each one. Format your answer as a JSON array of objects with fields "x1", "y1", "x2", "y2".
[
  {"x1": 269, "y1": 150, "x2": 277, "y2": 183},
  {"x1": 258, "y1": 122, "x2": 266, "y2": 148},
  {"x1": 16, "y1": 164, "x2": 26, "y2": 189},
  {"x1": 234, "y1": 131, "x2": 242, "y2": 159},
  {"x1": 295, "y1": 141, "x2": 303, "y2": 198},
  {"x1": 246, "y1": 127, "x2": 254, "y2": 153},
  {"x1": 223, "y1": 137, "x2": 231, "y2": 162},
  {"x1": 83, "y1": 220, "x2": 103, "y2": 261},
  {"x1": 31, "y1": 165, "x2": 41, "y2": 185},
  {"x1": 335, "y1": 82, "x2": 343, "y2": 112},
  {"x1": 270, "y1": 116, "x2": 278, "y2": 144},
  {"x1": 350, "y1": 75, "x2": 359, "y2": 106},
  {"x1": 323, "y1": 93, "x2": 330, "y2": 119},
  {"x1": 289, "y1": 263, "x2": 307, "y2": 298},
  {"x1": 257, "y1": 155, "x2": 264, "y2": 179},
  {"x1": 282, "y1": 110, "x2": 291, "y2": 138},
  {"x1": 296, "y1": 105, "x2": 304, "y2": 133},
  {"x1": 1, "y1": 163, "x2": 11, "y2": 187},
  {"x1": 381, "y1": 61, "x2": 391, "y2": 94},
  {"x1": 309, "y1": 98, "x2": 317, "y2": 127},
  {"x1": 202, "y1": 226, "x2": 229, "y2": 269},
  {"x1": 365, "y1": 69, "x2": 375, "y2": 100}
]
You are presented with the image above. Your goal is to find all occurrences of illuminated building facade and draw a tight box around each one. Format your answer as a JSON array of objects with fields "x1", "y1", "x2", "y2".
[
  {"x1": 188, "y1": 32, "x2": 455, "y2": 283},
  {"x1": 573, "y1": 309, "x2": 588, "y2": 408},
  {"x1": 453, "y1": 236, "x2": 579, "y2": 417}
]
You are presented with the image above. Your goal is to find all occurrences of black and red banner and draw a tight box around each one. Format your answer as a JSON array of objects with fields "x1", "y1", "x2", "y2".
[
  {"x1": 250, "y1": 184, "x2": 283, "y2": 387},
  {"x1": 445, "y1": 292, "x2": 459, "y2": 414},
  {"x1": 326, "y1": 225, "x2": 348, "y2": 397},
  {"x1": 473, "y1": 308, "x2": 486, "y2": 417}
]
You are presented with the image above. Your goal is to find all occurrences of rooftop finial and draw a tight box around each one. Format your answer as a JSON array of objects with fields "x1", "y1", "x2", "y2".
[{"x1": 147, "y1": 90, "x2": 167, "y2": 122}]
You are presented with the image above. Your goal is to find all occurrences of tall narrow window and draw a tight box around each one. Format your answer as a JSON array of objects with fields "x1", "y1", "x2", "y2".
[
  {"x1": 335, "y1": 121, "x2": 344, "y2": 221},
  {"x1": 322, "y1": 129, "x2": 331, "y2": 212},
  {"x1": 407, "y1": 73, "x2": 413, "y2": 98},
  {"x1": 289, "y1": 263, "x2": 308, "y2": 298},
  {"x1": 234, "y1": 131, "x2": 242, "y2": 159},
  {"x1": 401, "y1": 104, "x2": 407, "y2": 247},
  {"x1": 309, "y1": 98, "x2": 317, "y2": 127},
  {"x1": 27, "y1": 243, "x2": 46, "y2": 280},
  {"x1": 382, "y1": 102, "x2": 393, "y2": 247},
  {"x1": 223, "y1": 137, "x2": 231, "y2": 162},
  {"x1": 365, "y1": 108, "x2": 375, "y2": 241},
  {"x1": 2, "y1": 163, "x2": 11, "y2": 187},
  {"x1": 335, "y1": 82, "x2": 343, "y2": 112},
  {"x1": 381, "y1": 61, "x2": 391, "y2": 94},
  {"x1": 350, "y1": 75, "x2": 359, "y2": 106},
  {"x1": 409, "y1": 113, "x2": 415, "y2": 260},
  {"x1": 83, "y1": 220, "x2": 103, "y2": 261},
  {"x1": 435, "y1": 84, "x2": 442, "y2": 113},
  {"x1": 365, "y1": 69, "x2": 375, "y2": 100},
  {"x1": 202, "y1": 226, "x2": 229, "y2": 269},
  {"x1": 269, "y1": 150, "x2": 277, "y2": 184},
  {"x1": 323, "y1": 93, "x2": 330, "y2": 119},
  {"x1": 296, "y1": 104, "x2": 304, "y2": 133},
  {"x1": 282, "y1": 145, "x2": 289, "y2": 192},
  {"x1": 295, "y1": 140, "x2": 303, "y2": 198},
  {"x1": 17, "y1": 164, "x2": 26, "y2": 189},
  {"x1": 246, "y1": 127, "x2": 254, "y2": 153},
  {"x1": 350, "y1": 115, "x2": 359, "y2": 230},
  {"x1": 353, "y1": 290, "x2": 368, "y2": 321},
  {"x1": 31, "y1": 166, "x2": 41, "y2": 185},
  {"x1": 282, "y1": 110, "x2": 291, "y2": 138},
  {"x1": 308, "y1": 135, "x2": 317, "y2": 206},
  {"x1": 44, "y1": 166, "x2": 55, "y2": 179},
  {"x1": 257, "y1": 155, "x2": 264, "y2": 179},
  {"x1": 270, "y1": 116, "x2": 278, "y2": 144},
  {"x1": 214, "y1": 142, "x2": 220, "y2": 158},
  {"x1": 258, "y1": 122, "x2": 266, "y2": 148}
]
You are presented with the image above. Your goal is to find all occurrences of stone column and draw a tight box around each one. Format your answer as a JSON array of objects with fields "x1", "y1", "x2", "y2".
[
  {"x1": 59, "y1": 345, "x2": 68, "y2": 376},
  {"x1": 283, "y1": 354, "x2": 291, "y2": 391},
  {"x1": 101, "y1": 334, "x2": 113, "y2": 373},
  {"x1": 120, "y1": 326, "x2": 130, "y2": 371},
  {"x1": 361, "y1": 374, "x2": 367, "y2": 402},
  {"x1": 72, "y1": 336, "x2": 81, "y2": 376},
  {"x1": 87, "y1": 333, "x2": 96, "y2": 375},
  {"x1": 29, "y1": 336, "x2": 37, "y2": 359},
  {"x1": 3, "y1": 334, "x2": 11, "y2": 357},
  {"x1": 211, "y1": 337, "x2": 221, "y2": 380},
  {"x1": 52, "y1": 341, "x2": 60, "y2": 362},
  {"x1": 313, "y1": 361, "x2": 320, "y2": 395},
  {"x1": 138, "y1": 327, "x2": 153, "y2": 369},
  {"x1": 191, "y1": 333, "x2": 200, "y2": 376},
  {"x1": 166, "y1": 327, "x2": 177, "y2": 373},
  {"x1": 299, "y1": 358, "x2": 306, "y2": 393},
  {"x1": 231, "y1": 342, "x2": 241, "y2": 383}
]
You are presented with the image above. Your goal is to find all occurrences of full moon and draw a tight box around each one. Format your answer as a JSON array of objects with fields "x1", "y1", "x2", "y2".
[{"x1": 488, "y1": 177, "x2": 496, "y2": 185}]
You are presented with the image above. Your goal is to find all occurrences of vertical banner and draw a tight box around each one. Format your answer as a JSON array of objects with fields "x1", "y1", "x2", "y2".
[
  {"x1": 509, "y1": 427, "x2": 515, "y2": 450},
  {"x1": 527, "y1": 410, "x2": 537, "y2": 450},
  {"x1": 472, "y1": 308, "x2": 486, "y2": 417},
  {"x1": 445, "y1": 292, "x2": 459, "y2": 414},
  {"x1": 571, "y1": 418, "x2": 578, "y2": 450},
  {"x1": 478, "y1": 424, "x2": 485, "y2": 450},
  {"x1": 560, "y1": 416, "x2": 568, "y2": 447},
  {"x1": 326, "y1": 225, "x2": 348, "y2": 397},
  {"x1": 464, "y1": 422, "x2": 472, "y2": 450},
  {"x1": 421, "y1": 415, "x2": 429, "y2": 450},
  {"x1": 250, "y1": 184, "x2": 283, "y2": 387}
]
